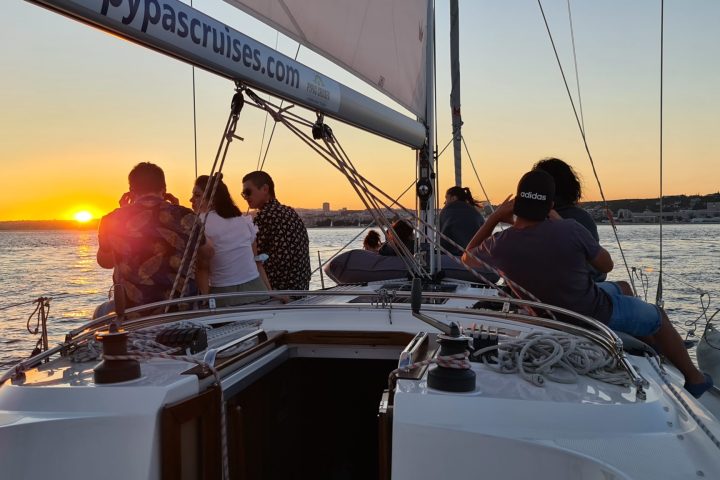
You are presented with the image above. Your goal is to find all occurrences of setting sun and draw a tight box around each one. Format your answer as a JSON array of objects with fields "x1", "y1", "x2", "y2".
[{"x1": 74, "y1": 211, "x2": 93, "y2": 223}]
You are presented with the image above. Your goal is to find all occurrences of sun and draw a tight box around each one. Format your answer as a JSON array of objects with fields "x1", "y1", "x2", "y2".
[{"x1": 74, "y1": 211, "x2": 94, "y2": 223}]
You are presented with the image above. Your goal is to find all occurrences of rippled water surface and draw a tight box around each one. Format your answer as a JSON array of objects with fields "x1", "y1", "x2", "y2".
[{"x1": 1, "y1": 225, "x2": 718, "y2": 369}]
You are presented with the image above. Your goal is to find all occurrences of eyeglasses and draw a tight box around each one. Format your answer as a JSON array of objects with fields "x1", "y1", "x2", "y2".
[{"x1": 241, "y1": 188, "x2": 253, "y2": 198}]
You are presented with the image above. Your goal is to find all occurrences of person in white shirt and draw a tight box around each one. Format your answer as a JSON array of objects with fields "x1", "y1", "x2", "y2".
[{"x1": 191, "y1": 175, "x2": 272, "y2": 306}]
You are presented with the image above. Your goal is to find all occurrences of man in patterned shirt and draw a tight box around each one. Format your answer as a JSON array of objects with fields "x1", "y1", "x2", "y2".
[
  {"x1": 242, "y1": 171, "x2": 310, "y2": 294},
  {"x1": 97, "y1": 162, "x2": 204, "y2": 313}
]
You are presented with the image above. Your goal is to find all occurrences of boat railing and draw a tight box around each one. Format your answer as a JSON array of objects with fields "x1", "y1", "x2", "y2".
[{"x1": 1, "y1": 287, "x2": 648, "y2": 395}]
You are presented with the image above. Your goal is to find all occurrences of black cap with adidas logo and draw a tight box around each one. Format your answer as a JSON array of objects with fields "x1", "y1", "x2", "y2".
[{"x1": 513, "y1": 170, "x2": 556, "y2": 221}]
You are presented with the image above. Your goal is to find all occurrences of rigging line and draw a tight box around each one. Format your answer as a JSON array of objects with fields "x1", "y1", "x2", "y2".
[
  {"x1": 169, "y1": 95, "x2": 244, "y2": 305},
  {"x1": 190, "y1": 0, "x2": 198, "y2": 179},
  {"x1": 432, "y1": 0, "x2": 440, "y2": 217},
  {"x1": 566, "y1": 0, "x2": 585, "y2": 133},
  {"x1": 242, "y1": 89, "x2": 543, "y2": 299},
  {"x1": 657, "y1": 0, "x2": 665, "y2": 307},
  {"x1": 286, "y1": 118, "x2": 421, "y2": 274},
  {"x1": 684, "y1": 293, "x2": 711, "y2": 340},
  {"x1": 300, "y1": 131, "x2": 511, "y2": 292},
  {"x1": 320, "y1": 132, "x2": 521, "y2": 296},
  {"x1": 326, "y1": 128, "x2": 429, "y2": 274},
  {"x1": 437, "y1": 136, "x2": 454, "y2": 159},
  {"x1": 536, "y1": 0, "x2": 637, "y2": 296},
  {"x1": 660, "y1": 269, "x2": 708, "y2": 294},
  {"x1": 461, "y1": 136, "x2": 494, "y2": 214},
  {"x1": 310, "y1": 181, "x2": 416, "y2": 277},
  {"x1": 323, "y1": 137, "x2": 425, "y2": 276},
  {"x1": 315, "y1": 123, "x2": 529, "y2": 297},
  {"x1": 258, "y1": 42, "x2": 302, "y2": 172},
  {"x1": 256, "y1": 31, "x2": 281, "y2": 171},
  {"x1": 287, "y1": 118, "x2": 409, "y2": 264}
]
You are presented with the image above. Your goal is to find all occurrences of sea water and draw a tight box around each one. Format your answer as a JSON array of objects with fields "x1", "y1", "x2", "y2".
[{"x1": 1, "y1": 225, "x2": 718, "y2": 369}]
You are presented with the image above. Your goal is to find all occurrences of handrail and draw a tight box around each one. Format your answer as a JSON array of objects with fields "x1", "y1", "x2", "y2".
[
  {"x1": 2, "y1": 287, "x2": 645, "y2": 393},
  {"x1": 64, "y1": 287, "x2": 625, "y2": 357}
]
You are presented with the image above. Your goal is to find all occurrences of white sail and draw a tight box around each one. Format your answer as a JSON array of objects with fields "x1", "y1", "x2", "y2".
[{"x1": 224, "y1": 0, "x2": 428, "y2": 119}]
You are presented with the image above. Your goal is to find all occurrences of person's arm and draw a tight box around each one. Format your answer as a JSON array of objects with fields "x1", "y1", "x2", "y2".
[
  {"x1": 195, "y1": 239, "x2": 214, "y2": 295},
  {"x1": 589, "y1": 246, "x2": 614, "y2": 273},
  {"x1": 96, "y1": 217, "x2": 115, "y2": 269},
  {"x1": 462, "y1": 195, "x2": 513, "y2": 266},
  {"x1": 253, "y1": 240, "x2": 272, "y2": 290}
]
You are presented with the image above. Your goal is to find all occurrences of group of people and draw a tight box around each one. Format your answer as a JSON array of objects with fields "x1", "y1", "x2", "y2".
[
  {"x1": 96, "y1": 163, "x2": 310, "y2": 315},
  {"x1": 97, "y1": 159, "x2": 712, "y2": 398}
]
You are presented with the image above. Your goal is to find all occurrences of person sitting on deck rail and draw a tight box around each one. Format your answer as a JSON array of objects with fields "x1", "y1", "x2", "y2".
[
  {"x1": 95, "y1": 162, "x2": 210, "y2": 318},
  {"x1": 191, "y1": 175, "x2": 271, "y2": 307},
  {"x1": 462, "y1": 169, "x2": 713, "y2": 398},
  {"x1": 439, "y1": 186, "x2": 485, "y2": 256},
  {"x1": 532, "y1": 157, "x2": 632, "y2": 294},
  {"x1": 242, "y1": 171, "x2": 311, "y2": 296}
]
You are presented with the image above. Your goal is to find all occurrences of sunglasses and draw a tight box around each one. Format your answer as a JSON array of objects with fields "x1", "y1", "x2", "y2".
[{"x1": 241, "y1": 188, "x2": 253, "y2": 198}]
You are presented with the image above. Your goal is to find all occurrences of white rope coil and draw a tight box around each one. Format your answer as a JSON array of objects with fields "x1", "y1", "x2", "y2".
[{"x1": 473, "y1": 332, "x2": 630, "y2": 387}]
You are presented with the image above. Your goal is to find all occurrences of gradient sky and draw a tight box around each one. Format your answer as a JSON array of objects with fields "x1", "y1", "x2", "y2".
[{"x1": 1, "y1": 0, "x2": 718, "y2": 221}]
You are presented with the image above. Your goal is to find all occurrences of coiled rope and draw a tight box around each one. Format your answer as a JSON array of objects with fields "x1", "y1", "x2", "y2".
[{"x1": 472, "y1": 332, "x2": 630, "y2": 387}]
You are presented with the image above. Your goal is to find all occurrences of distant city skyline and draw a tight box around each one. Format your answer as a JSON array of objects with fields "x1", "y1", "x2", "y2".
[{"x1": 2, "y1": 1, "x2": 719, "y2": 221}]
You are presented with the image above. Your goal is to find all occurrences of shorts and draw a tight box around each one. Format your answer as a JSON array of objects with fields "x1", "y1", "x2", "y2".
[{"x1": 597, "y1": 281, "x2": 662, "y2": 337}]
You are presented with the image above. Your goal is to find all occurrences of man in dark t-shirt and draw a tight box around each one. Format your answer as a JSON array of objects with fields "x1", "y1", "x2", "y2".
[{"x1": 462, "y1": 170, "x2": 712, "y2": 398}]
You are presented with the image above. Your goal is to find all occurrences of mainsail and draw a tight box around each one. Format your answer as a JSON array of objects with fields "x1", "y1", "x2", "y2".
[{"x1": 223, "y1": 0, "x2": 428, "y2": 120}]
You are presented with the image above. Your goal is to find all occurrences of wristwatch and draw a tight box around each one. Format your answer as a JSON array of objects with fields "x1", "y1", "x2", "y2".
[{"x1": 254, "y1": 253, "x2": 269, "y2": 263}]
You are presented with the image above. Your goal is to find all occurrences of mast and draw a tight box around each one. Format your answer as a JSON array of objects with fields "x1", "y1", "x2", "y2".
[
  {"x1": 27, "y1": 0, "x2": 425, "y2": 149},
  {"x1": 417, "y1": 0, "x2": 438, "y2": 276},
  {"x1": 450, "y1": 0, "x2": 463, "y2": 187}
]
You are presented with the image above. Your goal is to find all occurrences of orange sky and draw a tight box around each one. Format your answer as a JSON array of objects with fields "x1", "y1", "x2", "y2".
[{"x1": 1, "y1": 1, "x2": 718, "y2": 221}]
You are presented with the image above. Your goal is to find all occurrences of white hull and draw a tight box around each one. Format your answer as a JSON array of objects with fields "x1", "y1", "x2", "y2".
[{"x1": 2, "y1": 282, "x2": 719, "y2": 479}]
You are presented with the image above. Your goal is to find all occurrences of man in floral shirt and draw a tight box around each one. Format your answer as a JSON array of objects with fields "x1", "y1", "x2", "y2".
[
  {"x1": 97, "y1": 163, "x2": 203, "y2": 312},
  {"x1": 242, "y1": 171, "x2": 310, "y2": 293}
]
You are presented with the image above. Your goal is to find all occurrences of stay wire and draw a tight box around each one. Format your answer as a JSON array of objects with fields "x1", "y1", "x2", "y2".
[
  {"x1": 270, "y1": 106, "x2": 413, "y2": 271},
  {"x1": 536, "y1": 0, "x2": 637, "y2": 296},
  {"x1": 461, "y1": 135, "x2": 495, "y2": 215},
  {"x1": 310, "y1": 181, "x2": 417, "y2": 277},
  {"x1": 243, "y1": 89, "x2": 554, "y2": 309},
  {"x1": 256, "y1": 31, "x2": 281, "y2": 170},
  {"x1": 321, "y1": 135, "x2": 424, "y2": 276},
  {"x1": 168, "y1": 92, "x2": 245, "y2": 307},
  {"x1": 566, "y1": 0, "x2": 586, "y2": 133},
  {"x1": 258, "y1": 43, "x2": 302, "y2": 171},
  {"x1": 190, "y1": 0, "x2": 198, "y2": 178},
  {"x1": 241, "y1": 88, "x2": 550, "y2": 304},
  {"x1": 657, "y1": 0, "x2": 665, "y2": 307},
  {"x1": 437, "y1": 136, "x2": 454, "y2": 159}
]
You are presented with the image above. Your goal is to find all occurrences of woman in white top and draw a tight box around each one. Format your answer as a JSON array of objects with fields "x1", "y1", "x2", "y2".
[{"x1": 191, "y1": 175, "x2": 271, "y2": 306}]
